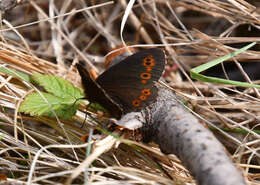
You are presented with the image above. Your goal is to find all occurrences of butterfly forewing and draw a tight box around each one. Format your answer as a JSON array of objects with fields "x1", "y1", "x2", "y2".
[{"x1": 76, "y1": 63, "x2": 122, "y2": 119}]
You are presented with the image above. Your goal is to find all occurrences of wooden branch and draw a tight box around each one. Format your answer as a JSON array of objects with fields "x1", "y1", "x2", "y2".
[
  {"x1": 0, "y1": 0, "x2": 18, "y2": 12},
  {"x1": 137, "y1": 84, "x2": 246, "y2": 185}
]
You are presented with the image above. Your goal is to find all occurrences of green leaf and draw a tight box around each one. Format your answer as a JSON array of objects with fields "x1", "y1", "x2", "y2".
[
  {"x1": 32, "y1": 73, "x2": 84, "y2": 99},
  {"x1": 190, "y1": 42, "x2": 260, "y2": 88},
  {"x1": 19, "y1": 92, "x2": 79, "y2": 119},
  {"x1": 0, "y1": 66, "x2": 31, "y2": 82},
  {"x1": 19, "y1": 74, "x2": 85, "y2": 119}
]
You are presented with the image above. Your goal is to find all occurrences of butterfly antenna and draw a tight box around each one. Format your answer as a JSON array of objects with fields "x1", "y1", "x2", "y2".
[
  {"x1": 72, "y1": 97, "x2": 85, "y2": 108},
  {"x1": 80, "y1": 103, "x2": 92, "y2": 128},
  {"x1": 72, "y1": 97, "x2": 94, "y2": 128}
]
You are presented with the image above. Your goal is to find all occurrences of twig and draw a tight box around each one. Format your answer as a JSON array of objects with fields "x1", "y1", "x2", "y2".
[{"x1": 139, "y1": 84, "x2": 246, "y2": 185}]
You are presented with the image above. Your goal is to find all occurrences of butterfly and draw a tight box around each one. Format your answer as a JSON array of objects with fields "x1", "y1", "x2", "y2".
[{"x1": 76, "y1": 48, "x2": 165, "y2": 119}]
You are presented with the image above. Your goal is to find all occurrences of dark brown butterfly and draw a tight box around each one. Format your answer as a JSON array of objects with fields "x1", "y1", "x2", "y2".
[{"x1": 77, "y1": 48, "x2": 165, "y2": 119}]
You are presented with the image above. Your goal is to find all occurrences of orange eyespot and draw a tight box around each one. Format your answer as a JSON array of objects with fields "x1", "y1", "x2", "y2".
[
  {"x1": 141, "y1": 80, "x2": 147, "y2": 84},
  {"x1": 139, "y1": 95, "x2": 147, "y2": 100},
  {"x1": 132, "y1": 99, "x2": 141, "y2": 107},
  {"x1": 142, "y1": 89, "x2": 151, "y2": 96},
  {"x1": 140, "y1": 73, "x2": 151, "y2": 80},
  {"x1": 146, "y1": 67, "x2": 152, "y2": 72},
  {"x1": 143, "y1": 56, "x2": 155, "y2": 67}
]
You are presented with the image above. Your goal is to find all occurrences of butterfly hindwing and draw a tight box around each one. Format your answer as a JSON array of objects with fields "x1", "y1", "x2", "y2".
[{"x1": 96, "y1": 48, "x2": 165, "y2": 113}]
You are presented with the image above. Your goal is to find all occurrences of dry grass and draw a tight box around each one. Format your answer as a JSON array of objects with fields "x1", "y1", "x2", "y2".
[{"x1": 1, "y1": 0, "x2": 260, "y2": 184}]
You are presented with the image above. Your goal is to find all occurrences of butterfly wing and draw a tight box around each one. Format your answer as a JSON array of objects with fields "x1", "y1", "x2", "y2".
[
  {"x1": 76, "y1": 63, "x2": 122, "y2": 119},
  {"x1": 96, "y1": 48, "x2": 165, "y2": 113}
]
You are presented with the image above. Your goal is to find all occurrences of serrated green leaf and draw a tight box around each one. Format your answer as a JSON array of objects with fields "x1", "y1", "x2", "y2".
[
  {"x1": 0, "y1": 66, "x2": 31, "y2": 82},
  {"x1": 19, "y1": 92, "x2": 79, "y2": 119},
  {"x1": 19, "y1": 72, "x2": 85, "y2": 119},
  {"x1": 32, "y1": 73, "x2": 84, "y2": 99}
]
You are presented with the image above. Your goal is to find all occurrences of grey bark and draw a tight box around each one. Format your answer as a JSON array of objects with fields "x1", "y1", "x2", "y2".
[
  {"x1": 0, "y1": 0, "x2": 17, "y2": 11},
  {"x1": 139, "y1": 84, "x2": 246, "y2": 185}
]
